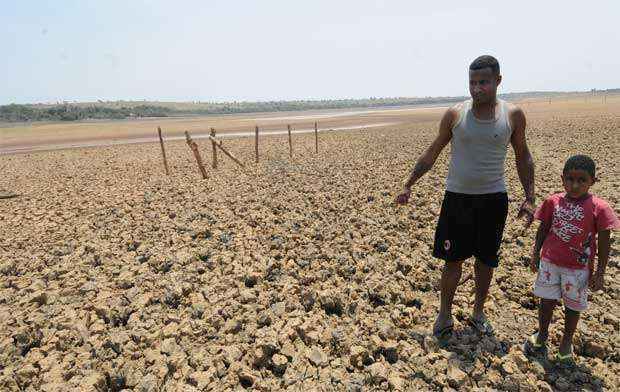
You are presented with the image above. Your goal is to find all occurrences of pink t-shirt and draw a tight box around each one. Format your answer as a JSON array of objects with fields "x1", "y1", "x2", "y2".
[{"x1": 535, "y1": 193, "x2": 620, "y2": 270}]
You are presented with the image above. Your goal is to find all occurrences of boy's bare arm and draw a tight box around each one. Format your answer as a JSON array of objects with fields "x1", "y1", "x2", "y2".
[
  {"x1": 592, "y1": 230, "x2": 611, "y2": 290},
  {"x1": 530, "y1": 221, "x2": 551, "y2": 271}
]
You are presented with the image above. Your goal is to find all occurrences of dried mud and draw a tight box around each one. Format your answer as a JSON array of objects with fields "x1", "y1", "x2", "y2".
[{"x1": 0, "y1": 105, "x2": 619, "y2": 391}]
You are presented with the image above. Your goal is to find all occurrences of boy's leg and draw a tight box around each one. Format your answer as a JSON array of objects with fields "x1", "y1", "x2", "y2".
[
  {"x1": 560, "y1": 307, "x2": 580, "y2": 355},
  {"x1": 537, "y1": 299, "x2": 556, "y2": 344},
  {"x1": 532, "y1": 260, "x2": 562, "y2": 344},
  {"x1": 559, "y1": 267, "x2": 589, "y2": 355}
]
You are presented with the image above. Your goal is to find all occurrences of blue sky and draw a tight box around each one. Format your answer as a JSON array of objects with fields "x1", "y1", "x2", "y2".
[{"x1": 1, "y1": 0, "x2": 619, "y2": 104}]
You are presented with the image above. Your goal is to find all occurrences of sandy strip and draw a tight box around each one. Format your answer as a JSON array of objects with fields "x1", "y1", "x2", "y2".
[{"x1": 0, "y1": 121, "x2": 399, "y2": 155}]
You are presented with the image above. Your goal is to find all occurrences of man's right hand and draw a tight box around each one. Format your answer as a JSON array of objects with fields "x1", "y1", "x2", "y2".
[{"x1": 395, "y1": 188, "x2": 411, "y2": 205}]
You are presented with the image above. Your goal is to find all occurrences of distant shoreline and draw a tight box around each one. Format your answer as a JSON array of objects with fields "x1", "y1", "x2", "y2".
[
  {"x1": 1, "y1": 90, "x2": 617, "y2": 124},
  {"x1": 0, "y1": 102, "x2": 450, "y2": 129}
]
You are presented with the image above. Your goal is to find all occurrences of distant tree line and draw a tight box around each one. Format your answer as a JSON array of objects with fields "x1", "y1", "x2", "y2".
[
  {"x1": 0, "y1": 97, "x2": 464, "y2": 123},
  {"x1": 0, "y1": 104, "x2": 170, "y2": 122},
  {"x1": 184, "y1": 97, "x2": 465, "y2": 115}
]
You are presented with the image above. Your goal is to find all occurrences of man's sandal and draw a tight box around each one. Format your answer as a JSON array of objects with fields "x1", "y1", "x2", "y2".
[
  {"x1": 433, "y1": 324, "x2": 454, "y2": 340},
  {"x1": 523, "y1": 333, "x2": 548, "y2": 356},
  {"x1": 468, "y1": 317, "x2": 494, "y2": 336}
]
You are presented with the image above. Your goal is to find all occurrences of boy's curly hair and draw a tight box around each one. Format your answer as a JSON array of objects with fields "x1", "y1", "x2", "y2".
[{"x1": 563, "y1": 154, "x2": 596, "y2": 179}]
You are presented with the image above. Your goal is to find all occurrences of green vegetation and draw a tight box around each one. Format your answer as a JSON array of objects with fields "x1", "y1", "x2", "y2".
[{"x1": 0, "y1": 104, "x2": 169, "y2": 122}]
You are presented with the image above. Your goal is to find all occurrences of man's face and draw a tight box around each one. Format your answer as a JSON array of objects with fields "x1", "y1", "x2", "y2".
[{"x1": 469, "y1": 68, "x2": 501, "y2": 104}]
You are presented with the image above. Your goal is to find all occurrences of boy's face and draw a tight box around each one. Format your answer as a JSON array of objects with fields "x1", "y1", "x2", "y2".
[{"x1": 562, "y1": 169, "x2": 594, "y2": 199}]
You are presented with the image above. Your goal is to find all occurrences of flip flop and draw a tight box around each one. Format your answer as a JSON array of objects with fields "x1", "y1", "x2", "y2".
[
  {"x1": 555, "y1": 350, "x2": 575, "y2": 366},
  {"x1": 433, "y1": 324, "x2": 454, "y2": 340},
  {"x1": 468, "y1": 317, "x2": 494, "y2": 336},
  {"x1": 523, "y1": 333, "x2": 548, "y2": 356}
]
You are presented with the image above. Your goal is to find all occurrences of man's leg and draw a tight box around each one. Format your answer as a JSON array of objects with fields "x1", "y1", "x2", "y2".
[
  {"x1": 472, "y1": 258, "x2": 494, "y2": 319},
  {"x1": 432, "y1": 191, "x2": 473, "y2": 335},
  {"x1": 434, "y1": 260, "x2": 463, "y2": 332},
  {"x1": 471, "y1": 192, "x2": 507, "y2": 329}
]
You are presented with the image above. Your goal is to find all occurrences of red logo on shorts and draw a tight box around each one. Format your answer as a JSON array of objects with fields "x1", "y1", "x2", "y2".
[{"x1": 444, "y1": 240, "x2": 451, "y2": 251}]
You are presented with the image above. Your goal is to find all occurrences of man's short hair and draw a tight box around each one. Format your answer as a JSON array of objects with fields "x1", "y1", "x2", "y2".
[
  {"x1": 563, "y1": 154, "x2": 596, "y2": 178},
  {"x1": 470, "y1": 55, "x2": 500, "y2": 75}
]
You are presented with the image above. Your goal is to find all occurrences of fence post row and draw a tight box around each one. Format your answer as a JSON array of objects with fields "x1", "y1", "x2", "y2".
[{"x1": 161, "y1": 121, "x2": 323, "y2": 178}]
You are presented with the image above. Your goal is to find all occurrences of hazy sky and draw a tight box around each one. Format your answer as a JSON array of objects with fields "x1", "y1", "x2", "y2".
[{"x1": 1, "y1": 1, "x2": 619, "y2": 104}]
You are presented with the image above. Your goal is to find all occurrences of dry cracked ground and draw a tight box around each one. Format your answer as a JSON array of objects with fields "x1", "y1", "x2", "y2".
[{"x1": 0, "y1": 103, "x2": 619, "y2": 391}]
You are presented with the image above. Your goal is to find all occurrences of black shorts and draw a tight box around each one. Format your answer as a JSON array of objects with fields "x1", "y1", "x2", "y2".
[{"x1": 432, "y1": 191, "x2": 508, "y2": 268}]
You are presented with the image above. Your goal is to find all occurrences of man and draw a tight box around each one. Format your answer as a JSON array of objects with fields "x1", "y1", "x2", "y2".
[{"x1": 396, "y1": 55, "x2": 535, "y2": 338}]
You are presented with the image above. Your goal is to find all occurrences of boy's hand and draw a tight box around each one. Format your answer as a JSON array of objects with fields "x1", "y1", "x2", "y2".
[{"x1": 589, "y1": 272, "x2": 604, "y2": 291}]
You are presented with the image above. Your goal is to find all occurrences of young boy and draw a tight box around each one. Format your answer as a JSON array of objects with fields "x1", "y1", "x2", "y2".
[{"x1": 524, "y1": 154, "x2": 620, "y2": 363}]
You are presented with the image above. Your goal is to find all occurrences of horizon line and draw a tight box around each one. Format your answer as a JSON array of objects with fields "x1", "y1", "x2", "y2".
[{"x1": 2, "y1": 88, "x2": 618, "y2": 107}]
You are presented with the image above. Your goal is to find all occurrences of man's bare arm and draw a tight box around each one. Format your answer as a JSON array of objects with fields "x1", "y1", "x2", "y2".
[
  {"x1": 403, "y1": 108, "x2": 456, "y2": 189},
  {"x1": 510, "y1": 107, "x2": 535, "y2": 204},
  {"x1": 405, "y1": 160, "x2": 432, "y2": 189}
]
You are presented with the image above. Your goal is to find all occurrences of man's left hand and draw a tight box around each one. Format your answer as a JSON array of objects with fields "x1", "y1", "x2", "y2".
[{"x1": 517, "y1": 200, "x2": 535, "y2": 228}]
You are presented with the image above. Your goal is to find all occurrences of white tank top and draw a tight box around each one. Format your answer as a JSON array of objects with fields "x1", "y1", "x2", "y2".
[{"x1": 445, "y1": 99, "x2": 513, "y2": 194}]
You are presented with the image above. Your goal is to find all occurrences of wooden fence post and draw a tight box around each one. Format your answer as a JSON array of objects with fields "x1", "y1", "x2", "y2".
[
  {"x1": 208, "y1": 135, "x2": 246, "y2": 169},
  {"x1": 157, "y1": 127, "x2": 170, "y2": 175},
  {"x1": 210, "y1": 128, "x2": 217, "y2": 169},
  {"x1": 255, "y1": 125, "x2": 259, "y2": 163},
  {"x1": 314, "y1": 122, "x2": 318, "y2": 153},
  {"x1": 287, "y1": 124, "x2": 292, "y2": 158},
  {"x1": 185, "y1": 131, "x2": 208, "y2": 179}
]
